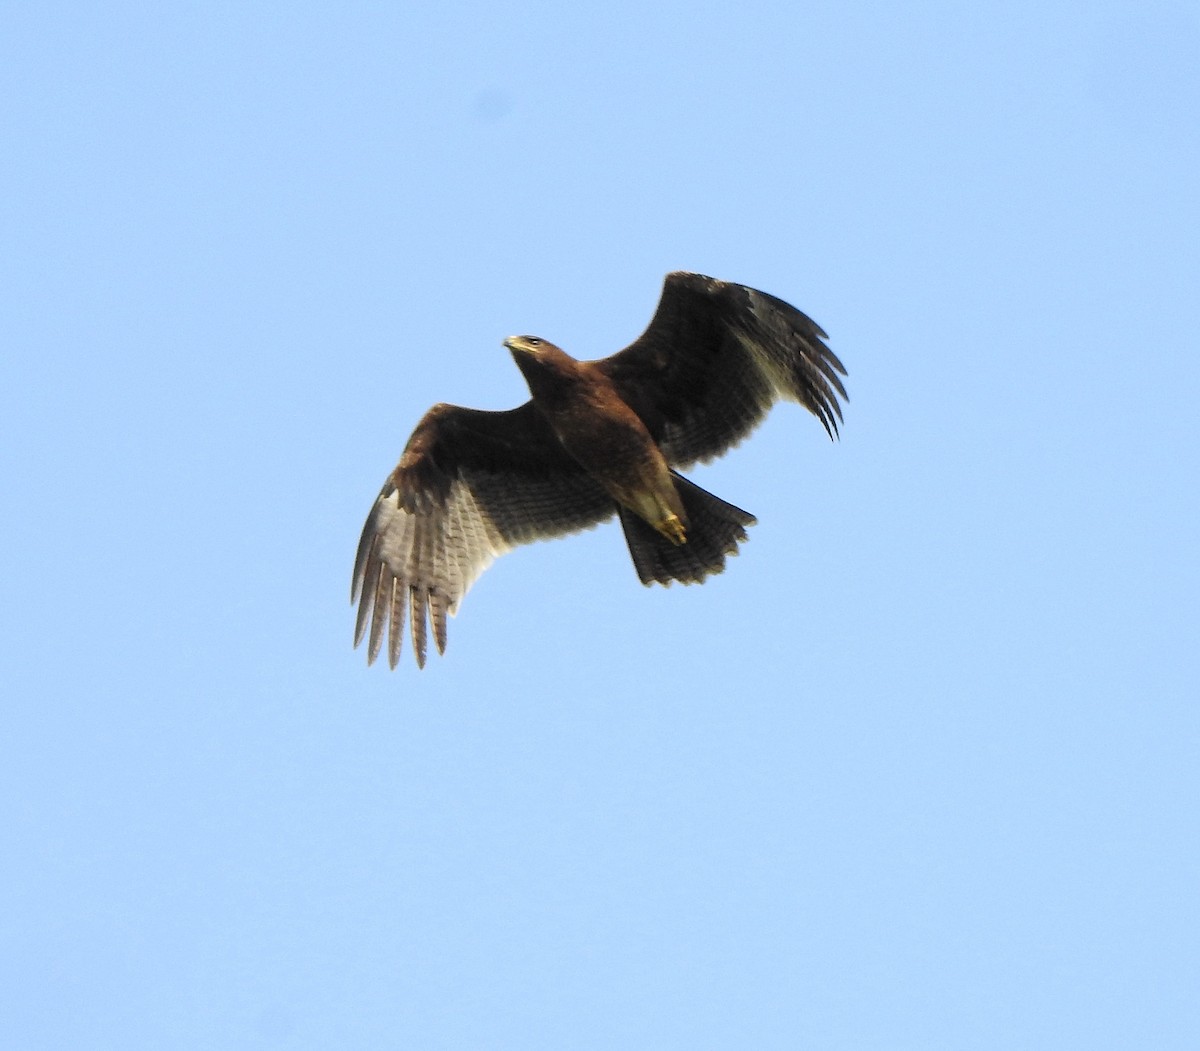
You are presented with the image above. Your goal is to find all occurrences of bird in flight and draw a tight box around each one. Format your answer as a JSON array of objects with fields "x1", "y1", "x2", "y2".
[{"x1": 353, "y1": 272, "x2": 847, "y2": 668}]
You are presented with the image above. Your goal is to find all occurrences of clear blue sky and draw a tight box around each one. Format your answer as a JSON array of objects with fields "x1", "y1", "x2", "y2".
[{"x1": 3, "y1": 2, "x2": 1198, "y2": 1048}]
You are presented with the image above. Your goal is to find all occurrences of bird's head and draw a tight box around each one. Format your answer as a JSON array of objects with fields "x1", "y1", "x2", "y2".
[
  {"x1": 504, "y1": 334, "x2": 576, "y2": 372},
  {"x1": 504, "y1": 335, "x2": 554, "y2": 360},
  {"x1": 504, "y1": 336, "x2": 580, "y2": 399}
]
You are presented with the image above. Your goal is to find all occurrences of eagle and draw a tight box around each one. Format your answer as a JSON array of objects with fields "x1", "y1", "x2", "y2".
[{"x1": 353, "y1": 272, "x2": 847, "y2": 669}]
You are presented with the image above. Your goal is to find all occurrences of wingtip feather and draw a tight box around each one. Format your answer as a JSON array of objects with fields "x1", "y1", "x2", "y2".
[{"x1": 410, "y1": 587, "x2": 428, "y2": 670}]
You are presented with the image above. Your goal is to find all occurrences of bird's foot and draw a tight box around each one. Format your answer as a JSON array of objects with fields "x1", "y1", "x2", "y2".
[{"x1": 659, "y1": 515, "x2": 687, "y2": 546}]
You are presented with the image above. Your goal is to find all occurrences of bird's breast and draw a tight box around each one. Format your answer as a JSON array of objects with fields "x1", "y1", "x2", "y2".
[{"x1": 540, "y1": 385, "x2": 655, "y2": 473}]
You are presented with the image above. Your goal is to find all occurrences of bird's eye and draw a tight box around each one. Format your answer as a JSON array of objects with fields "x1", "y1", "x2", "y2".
[{"x1": 526, "y1": 337, "x2": 542, "y2": 347}]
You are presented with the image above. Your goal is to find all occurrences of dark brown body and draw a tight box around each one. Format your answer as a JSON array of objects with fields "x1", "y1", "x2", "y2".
[{"x1": 507, "y1": 338, "x2": 688, "y2": 544}]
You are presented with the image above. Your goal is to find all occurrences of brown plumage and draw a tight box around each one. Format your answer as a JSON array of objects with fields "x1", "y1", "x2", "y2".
[{"x1": 352, "y1": 271, "x2": 847, "y2": 668}]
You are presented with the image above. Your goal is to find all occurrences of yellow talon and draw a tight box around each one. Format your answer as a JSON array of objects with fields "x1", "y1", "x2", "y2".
[{"x1": 660, "y1": 515, "x2": 687, "y2": 546}]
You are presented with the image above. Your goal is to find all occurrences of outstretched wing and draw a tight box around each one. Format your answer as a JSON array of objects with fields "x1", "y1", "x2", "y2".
[
  {"x1": 594, "y1": 272, "x2": 847, "y2": 468},
  {"x1": 352, "y1": 401, "x2": 614, "y2": 668}
]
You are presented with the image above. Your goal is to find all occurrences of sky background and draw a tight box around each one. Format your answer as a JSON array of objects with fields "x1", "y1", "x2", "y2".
[{"x1": 3, "y1": 1, "x2": 1199, "y2": 1048}]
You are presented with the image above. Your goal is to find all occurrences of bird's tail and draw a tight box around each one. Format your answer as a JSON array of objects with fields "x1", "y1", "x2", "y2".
[{"x1": 619, "y1": 472, "x2": 756, "y2": 586}]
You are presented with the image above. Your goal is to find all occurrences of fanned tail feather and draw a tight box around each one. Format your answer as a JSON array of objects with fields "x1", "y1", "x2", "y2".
[{"x1": 619, "y1": 472, "x2": 756, "y2": 586}]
